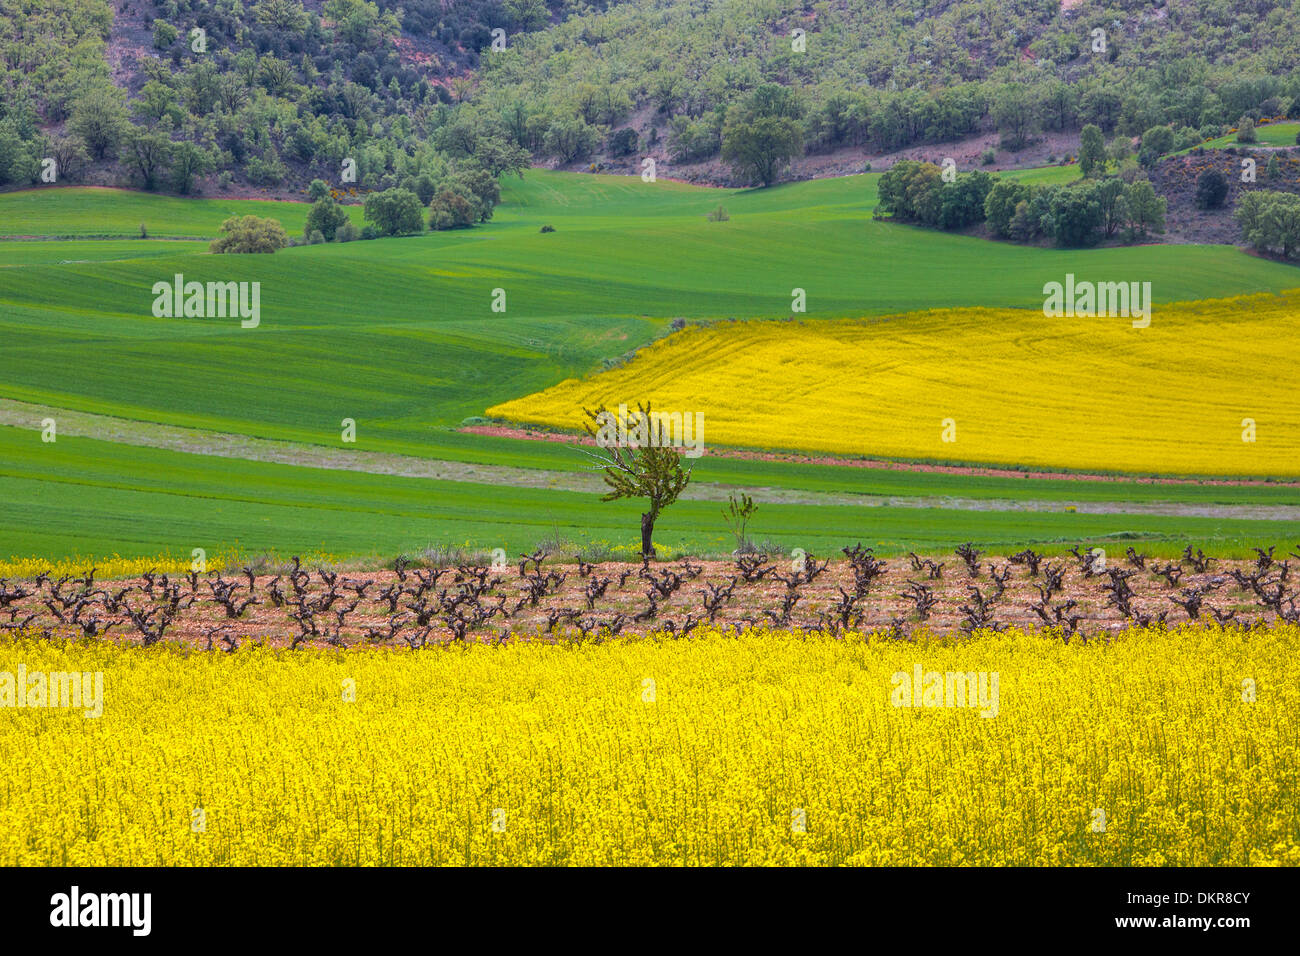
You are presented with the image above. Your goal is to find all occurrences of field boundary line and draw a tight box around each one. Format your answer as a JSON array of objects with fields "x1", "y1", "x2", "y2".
[{"x1": 5, "y1": 400, "x2": 1300, "y2": 520}]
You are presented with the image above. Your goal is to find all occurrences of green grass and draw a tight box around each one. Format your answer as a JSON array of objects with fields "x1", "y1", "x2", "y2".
[
  {"x1": 2, "y1": 168, "x2": 1298, "y2": 560},
  {"x1": 1, "y1": 171, "x2": 1295, "y2": 457},
  {"x1": 0, "y1": 187, "x2": 366, "y2": 239},
  {"x1": 3, "y1": 427, "x2": 1295, "y2": 564},
  {"x1": 1001, "y1": 164, "x2": 1082, "y2": 185},
  {"x1": 0, "y1": 239, "x2": 210, "y2": 266},
  {"x1": 1166, "y1": 121, "x2": 1300, "y2": 156}
]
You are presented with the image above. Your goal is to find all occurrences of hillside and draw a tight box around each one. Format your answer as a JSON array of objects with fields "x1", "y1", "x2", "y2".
[
  {"x1": 1149, "y1": 143, "x2": 1300, "y2": 243},
  {"x1": 489, "y1": 292, "x2": 1300, "y2": 477},
  {"x1": 4, "y1": 171, "x2": 1300, "y2": 563},
  {"x1": 3, "y1": 0, "x2": 1300, "y2": 199},
  {"x1": 3, "y1": 169, "x2": 1296, "y2": 472},
  {"x1": 0, "y1": 0, "x2": 551, "y2": 197},
  {"x1": 469, "y1": 0, "x2": 1300, "y2": 178}
]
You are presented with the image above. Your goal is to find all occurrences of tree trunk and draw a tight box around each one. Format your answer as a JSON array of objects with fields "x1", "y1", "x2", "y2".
[{"x1": 640, "y1": 511, "x2": 656, "y2": 559}]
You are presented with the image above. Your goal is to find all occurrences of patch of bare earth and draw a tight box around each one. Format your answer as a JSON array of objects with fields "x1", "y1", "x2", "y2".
[
  {"x1": 1, "y1": 552, "x2": 1286, "y2": 650},
  {"x1": 570, "y1": 129, "x2": 1082, "y2": 188},
  {"x1": 459, "y1": 424, "x2": 1300, "y2": 489}
]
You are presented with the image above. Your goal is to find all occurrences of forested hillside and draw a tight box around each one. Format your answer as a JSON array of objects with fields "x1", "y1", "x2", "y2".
[
  {"x1": 464, "y1": 0, "x2": 1300, "y2": 255},
  {"x1": 0, "y1": 0, "x2": 561, "y2": 196},
  {"x1": 469, "y1": 0, "x2": 1300, "y2": 176},
  {"x1": 2, "y1": 0, "x2": 1299, "y2": 199}
]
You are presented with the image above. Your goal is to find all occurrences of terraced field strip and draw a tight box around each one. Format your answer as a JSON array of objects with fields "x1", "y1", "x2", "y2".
[
  {"x1": 1167, "y1": 121, "x2": 1300, "y2": 156},
  {"x1": 5, "y1": 399, "x2": 1300, "y2": 522},
  {"x1": 9, "y1": 424, "x2": 1300, "y2": 561}
]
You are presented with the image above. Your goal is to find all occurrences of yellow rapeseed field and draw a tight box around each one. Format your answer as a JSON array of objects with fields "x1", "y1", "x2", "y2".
[
  {"x1": 0, "y1": 554, "x2": 226, "y2": 581},
  {"x1": 0, "y1": 550, "x2": 346, "y2": 582},
  {"x1": 488, "y1": 291, "x2": 1300, "y2": 477},
  {"x1": 1, "y1": 625, "x2": 1296, "y2": 866}
]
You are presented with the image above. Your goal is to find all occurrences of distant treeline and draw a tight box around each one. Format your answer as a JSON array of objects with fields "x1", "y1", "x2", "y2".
[
  {"x1": 4, "y1": 0, "x2": 1300, "y2": 195},
  {"x1": 0, "y1": 0, "x2": 545, "y2": 194},
  {"x1": 878, "y1": 145, "x2": 1300, "y2": 259},
  {"x1": 468, "y1": 0, "x2": 1300, "y2": 175}
]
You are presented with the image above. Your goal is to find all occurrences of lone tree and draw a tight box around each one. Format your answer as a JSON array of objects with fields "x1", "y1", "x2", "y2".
[
  {"x1": 721, "y1": 84, "x2": 804, "y2": 187},
  {"x1": 1078, "y1": 124, "x2": 1107, "y2": 177},
  {"x1": 363, "y1": 187, "x2": 425, "y2": 236},
  {"x1": 583, "y1": 402, "x2": 692, "y2": 559}
]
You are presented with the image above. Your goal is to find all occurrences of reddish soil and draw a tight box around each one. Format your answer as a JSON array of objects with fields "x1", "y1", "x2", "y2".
[
  {"x1": 458, "y1": 424, "x2": 1300, "y2": 488},
  {"x1": 1, "y1": 551, "x2": 1287, "y2": 650}
]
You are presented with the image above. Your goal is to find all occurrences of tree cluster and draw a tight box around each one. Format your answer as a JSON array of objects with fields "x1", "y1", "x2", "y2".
[{"x1": 877, "y1": 162, "x2": 1167, "y2": 247}]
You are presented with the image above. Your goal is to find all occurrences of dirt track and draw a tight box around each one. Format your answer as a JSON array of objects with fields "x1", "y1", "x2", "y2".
[{"x1": 4, "y1": 399, "x2": 1298, "y2": 520}]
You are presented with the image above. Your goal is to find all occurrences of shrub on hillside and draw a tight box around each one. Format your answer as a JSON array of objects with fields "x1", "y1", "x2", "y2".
[
  {"x1": 209, "y1": 215, "x2": 289, "y2": 254},
  {"x1": 993, "y1": 84, "x2": 1037, "y2": 151},
  {"x1": 305, "y1": 198, "x2": 349, "y2": 241},
  {"x1": 1125, "y1": 180, "x2": 1167, "y2": 239},
  {"x1": 245, "y1": 151, "x2": 287, "y2": 187},
  {"x1": 608, "y1": 127, "x2": 639, "y2": 157},
  {"x1": 151, "y1": 20, "x2": 177, "y2": 49},
  {"x1": 1195, "y1": 168, "x2": 1228, "y2": 209},
  {"x1": 363, "y1": 188, "x2": 424, "y2": 236},
  {"x1": 1078, "y1": 124, "x2": 1106, "y2": 177},
  {"x1": 1141, "y1": 125, "x2": 1175, "y2": 158},
  {"x1": 667, "y1": 113, "x2": 723, "y2": 163},
  {"x1": 720, "y1": 84, "x2": 804, "y2": 187},
  {"x1": 428, "y1": 183, "x2": 477, "y2": 230}
]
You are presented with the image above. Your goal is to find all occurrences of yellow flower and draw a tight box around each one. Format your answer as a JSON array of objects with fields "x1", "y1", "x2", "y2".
[{"x1": 0, "y1": 624, "x2": 1294, "y2": 865}]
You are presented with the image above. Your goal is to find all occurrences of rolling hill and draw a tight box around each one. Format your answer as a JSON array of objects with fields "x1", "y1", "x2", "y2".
[{"x1": 3, "y1": 169, "x2": 1300, "y2": 561}]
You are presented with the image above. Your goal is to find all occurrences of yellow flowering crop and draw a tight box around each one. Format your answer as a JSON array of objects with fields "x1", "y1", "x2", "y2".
[
  {"x1": 0, "y1": 554, "x2": 224, "y2": 581},
  {"x1": 0, "y1": 550, "x2": 349, "y2": 582},
  {"x1": 1, "y1": 625, "x2": 1295, "y2": 866},
  {"x1": 489, "y1": 291, "x2": 1300, "y2": 477}
]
